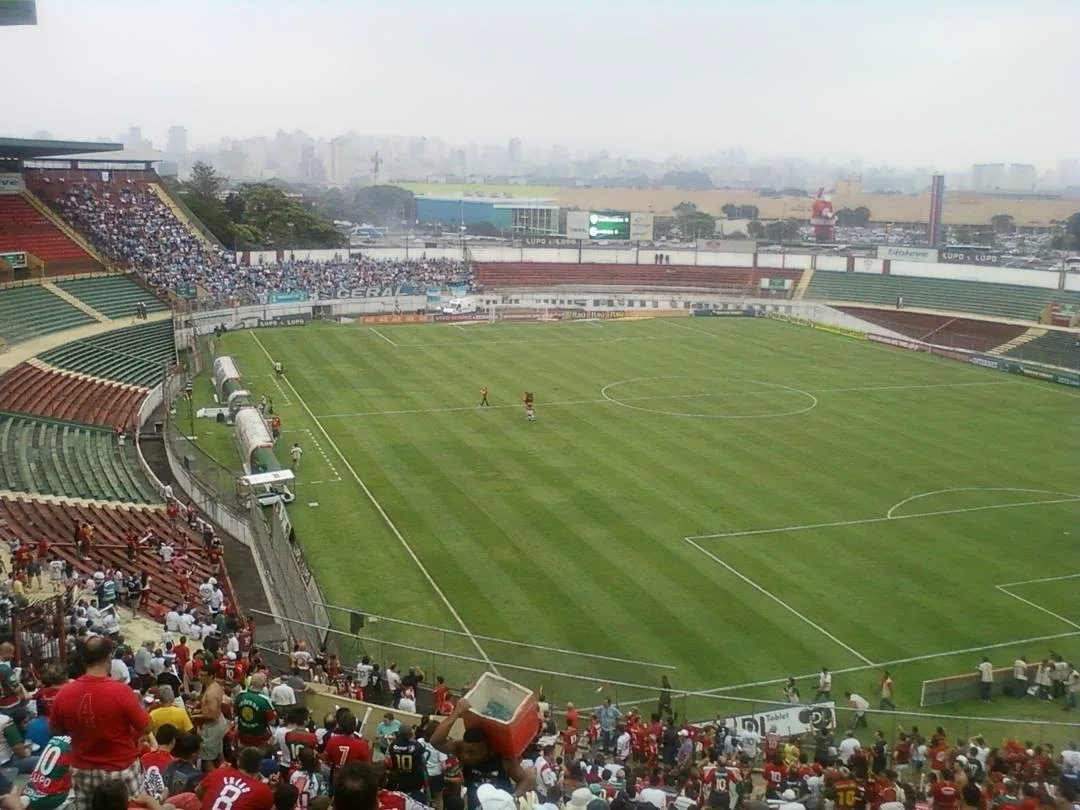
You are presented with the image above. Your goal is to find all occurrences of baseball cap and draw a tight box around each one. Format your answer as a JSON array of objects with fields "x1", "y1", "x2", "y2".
[{"x1": 782, "y1": 790, "x2": 796, "y2": 801}]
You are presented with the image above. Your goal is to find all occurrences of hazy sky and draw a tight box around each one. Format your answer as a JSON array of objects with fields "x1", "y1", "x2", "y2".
[{"x1": 5, "y1": 0, "x2": 1078, "y2": 169}]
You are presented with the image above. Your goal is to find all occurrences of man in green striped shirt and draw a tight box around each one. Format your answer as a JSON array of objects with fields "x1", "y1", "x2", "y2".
[{"x1": 234, "y1": 672, "x2": 276, "y2": 747}]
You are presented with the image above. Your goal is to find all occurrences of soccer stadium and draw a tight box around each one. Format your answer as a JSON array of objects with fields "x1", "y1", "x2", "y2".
[{"x1": 2, "y1": 9, "x2": 1080, "y2": 810}]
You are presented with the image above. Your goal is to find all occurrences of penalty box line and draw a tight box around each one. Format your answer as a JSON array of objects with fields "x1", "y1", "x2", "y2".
[{"x1": 995, "y1": 573, "x2": 1080, "y2": 632}]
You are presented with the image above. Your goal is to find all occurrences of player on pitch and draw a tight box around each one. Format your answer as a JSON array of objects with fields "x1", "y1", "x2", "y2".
[
  {"x1": 480, "y1": 385, "x2": 490, "y2": 407},
  {"x1": 522, "y1": 392, "x2": 535, "y2": 421}
]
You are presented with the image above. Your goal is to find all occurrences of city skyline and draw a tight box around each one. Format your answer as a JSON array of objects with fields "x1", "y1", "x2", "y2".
[{"x1": 3, "y1": 0, "x2": 1079, "y2": 171}]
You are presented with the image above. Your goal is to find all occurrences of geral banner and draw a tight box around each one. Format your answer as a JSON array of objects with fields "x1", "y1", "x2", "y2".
[
  {"x1": 0, "y1": 173, "x2": 25, "y2": 194},
  {"x1": 720, "y1": 702, "x2": 836, "y2": 737},
  {"x1": 360, "y1": 314, "x2": 430, "y2": 325}
]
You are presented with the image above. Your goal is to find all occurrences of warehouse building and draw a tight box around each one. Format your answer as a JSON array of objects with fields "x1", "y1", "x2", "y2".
[{"x1": 415, "y1": 195, "x2": 559, "y2": 235}]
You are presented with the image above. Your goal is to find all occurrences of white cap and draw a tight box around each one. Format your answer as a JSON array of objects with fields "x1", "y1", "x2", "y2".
[
  {"x1": 227, "y1": 652, "x2": 237, "y2": 661},
  {"x1": 782, "y1": 790, "x2": 797, "y2": 801},
  {"x1": 678, "y1": 729, "x2": 689, "y2": 737}
]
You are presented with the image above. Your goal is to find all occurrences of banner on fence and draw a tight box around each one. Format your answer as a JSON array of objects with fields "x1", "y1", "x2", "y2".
[
  {"x1": 243, "y1": 314, "x2": 311, "y2": 329},
  {"x1": 360, "y1": 313, "x2": 431, "y2": 325},
  {"x1": 867, "y1": 333, "x2": 929, "y2": 352},
  {"x1": 692, "y1": 308, "x2": 759, "y2": 318},
  {"x1": 267, "y1": 291, "x2": 310, "y2": 304},
  {"x1": 719, "y1": 702, "x2": 836, "y2": 737}
]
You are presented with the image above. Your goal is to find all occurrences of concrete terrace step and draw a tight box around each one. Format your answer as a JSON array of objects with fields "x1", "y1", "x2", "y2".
[
  {"x1": 0, "y1": 488, "x2": 165, "y2": 511},
  {"x1": 987, "y1": 327, "x2": 1049, "y2": 356},
  {"x1": 24, "y1": 356, "x2": 148, "y2": 393},
  {"x1": 42, "y1": 282, "x2": 110, "y2": 323}
]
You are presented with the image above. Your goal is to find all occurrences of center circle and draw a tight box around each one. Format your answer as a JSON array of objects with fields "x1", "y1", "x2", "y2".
[{"x1": 599, "y1": 376, "x2": 819, "y2": 419}]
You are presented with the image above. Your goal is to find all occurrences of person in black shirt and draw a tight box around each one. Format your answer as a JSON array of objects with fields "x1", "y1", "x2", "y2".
[
  {"x1": 429, "y1": 698, "x2": 533, "y2": 810},
  {"x1": 386, "y1": 727, "x2": 428, "y2": 802}
]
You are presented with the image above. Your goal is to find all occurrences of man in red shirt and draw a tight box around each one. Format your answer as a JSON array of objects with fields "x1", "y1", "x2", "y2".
[
  {"x1": 929, "y1": 771, "x2": 961, "y2": 810},
  {"x1": 50, "y1": 636, "x2": 151, "y2": 810},
  {"x1": 560, "y1": 720, "x2": 579, "y2": 764},
  {"x1": 322, "y1": 711, "x2": 372, "y2": 781},
  {"x1": 198, "y1": 747, "x2": 274, "y2": 810}
]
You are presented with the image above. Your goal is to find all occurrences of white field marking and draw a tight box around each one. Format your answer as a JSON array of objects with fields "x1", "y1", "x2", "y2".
[
  {"x1": 688, "y1": 494, "x2": 1080, "y2": 541},
  {"x1": 265, "y1": 374, "x2": 293, "y2": 406},
  {"x1": 601, "y1": 377, "x2": 818, "y2": 419},
  {"x1": 455, "y1": 325, "x2": 468, "y2": 332},
  {"x1": 885, "y1": 487, "x2": 1080, "y2": 519},
  {"x1": 379, "y1": 334, "x2": 696, "y2": 349},
  {"x1": 660, "y1": 318, "x2": 728, "y2": 338},
  {"x1": 996, "y1": 572, "x2": 1080, "y2": 588},
  {"x1": 315, "y1": 600, "x2": 677, "y2": 669},
  {"x1": 369, "y1": 327, "x2": 399, "y2": 347},
  {"x1": 697, "y1": 629, "x2": 1080, "y2": 695},
  {"x1": 685, "y1": 537, "x2": 874, "y2": 664},
  {"x1": 312, "y1": 380, "x2": 1027, "y2": 420},
  {"x1": 247, "y1": 331, "x2": 499, "y2": 673},
  {"x1": 994, "y1": 585, "x2": 1080, "y2": 630},
  {"x1": 287, "y1": 428, "x2": 341, "y2": 482}
]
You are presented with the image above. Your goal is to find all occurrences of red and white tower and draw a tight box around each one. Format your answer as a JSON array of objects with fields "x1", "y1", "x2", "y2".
[{"x1": 810, "y1": 187, "x2": 836, "y2": 242}]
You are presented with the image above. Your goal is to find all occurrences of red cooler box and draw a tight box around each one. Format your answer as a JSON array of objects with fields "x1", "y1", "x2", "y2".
[{"x1": 462, "y1": 672, "x2": 540, "y2": 759}]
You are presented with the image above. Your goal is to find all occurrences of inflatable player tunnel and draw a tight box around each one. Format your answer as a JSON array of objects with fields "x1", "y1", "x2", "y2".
[
  {"x1": 213, "y1": 356, "x2": 250, "y2": 417},
  {"x1": 234, "y1": 407, "x2": 286, "y2": 475}
]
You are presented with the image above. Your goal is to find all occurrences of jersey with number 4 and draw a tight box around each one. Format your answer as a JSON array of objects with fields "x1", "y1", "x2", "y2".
[{"x1": 22, "y1": 736, "x2": 73, "y2": 810}]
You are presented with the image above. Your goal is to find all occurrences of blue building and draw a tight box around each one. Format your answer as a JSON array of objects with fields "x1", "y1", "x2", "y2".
[{"x1": 415, "y1": 195, "x2": 559, "y2": 235}]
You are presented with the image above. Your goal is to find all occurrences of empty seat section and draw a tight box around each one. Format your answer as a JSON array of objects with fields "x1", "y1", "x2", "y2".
[
  {"x1": 1004, "y1": 330, "x2": 1080, "y2": 370},
  {"x1": 808, "y1": 271, "x2": 1080, "y2": 321},
  {"x1": 0, "y1": 195, "x2": 98, "y2": 269},
  {"x1": 0, "y1": 495, "x2": 233, "y2": 612},
  {"x1": 57, "y1": 274, "x2": 168, "y2": 319},
  {"x1": 833, "y1": 307, "x2": 1027, "y2": 352},
  {"x1": 0, "y1": 413, "x2": 156, "y2": 503},
  {"x1": 0, "y1": 285, "x2": 93, "y2": 346},
  {"x1": 0, "y1": 363, "x2": 145, "y2": 429},
  {"x1": 39, "y1": 320, "x2": 175, "y2": 387}
]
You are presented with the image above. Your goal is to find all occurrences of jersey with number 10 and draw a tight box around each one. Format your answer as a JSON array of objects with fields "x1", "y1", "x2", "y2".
[
  {"x1": 23, "y1": 736, "x2": 73, "y2": 810},
  {"x1": 387, "y1": 741, "x2": 427, "y2": 793}
]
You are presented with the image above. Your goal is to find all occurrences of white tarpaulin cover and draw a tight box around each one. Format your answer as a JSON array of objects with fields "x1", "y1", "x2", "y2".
[{"x1": 234, "y1": 407, "x2": 273, "y2": 457}]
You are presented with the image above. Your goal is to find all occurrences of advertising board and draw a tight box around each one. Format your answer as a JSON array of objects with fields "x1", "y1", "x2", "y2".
[
  {"x1": 692, "y1": 308, "x2": 759, "y2": 318},
  {"x1": 940, "y1": 248, "x2": 1001, "y2": 266},
  {"x1": 565, "y1": 211, "x2": 590, "y2": 241},
  {"x1": 876, "y1": 246, "x2": 938, "y2": 263},
  {"x1": 433, "y1": 312, "x2": 487, "y2": 323},
  {"x1": 587, "y1": 212, "x2": 631, "y2": 240},
  {"x1": 719, "y1": 703, "x2": 836, "y2": 738},
  {"x1": 629, "y1": 212, "x2": 655, "y2": 241},
  {"x1": 267, "y1": 291, "x2": 310, "y2": 304},
  {"x1": 0, "y1": 174, "x2": 25, "y2": 194},
  {"x1": 0, "y1": 252, "x2": 27, "y2": 269},
  {"x1": 698, "y1": 239, "x2": 758, "y2": 254},
  {"x1": 244, "y1": 314, "x2": 311, "y2": 329},
  {"x1": 360, "y1": 314, "x2": 431, "y2": 325},
  {"x1": 867, "y1": 333, "x2": 928, "y2": 352}
]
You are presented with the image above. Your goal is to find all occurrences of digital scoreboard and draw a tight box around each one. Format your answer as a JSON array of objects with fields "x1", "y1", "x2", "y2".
[{"x1": 587, "y1": 212, "x2": 630, "y2": 240}]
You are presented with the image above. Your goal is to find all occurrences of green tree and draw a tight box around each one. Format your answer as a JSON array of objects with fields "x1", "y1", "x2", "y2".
[
  {"x1": 746, "y1": 220, "x2": 766, "y2": 239},
  {"x1": 187, "y1": 162, "x2": 225, "y2": 200},
  {"x1": 673, "y1": 201, "x2": 698, "y2": 216},
  {"x1": 764, "y1": 219, "x2": 800, "y2": 242},
  {"x1": 661, "y1": 170, "x2": 714, "y2": 190},
  {"x1": 991, "y1": 213, "x2": 1016, "y2": 233}
]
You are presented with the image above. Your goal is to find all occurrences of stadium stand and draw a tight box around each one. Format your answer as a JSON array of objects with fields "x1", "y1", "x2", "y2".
[
  {"x1": 57, "y1": 273, "x2": 168, "y2": 319},
  {"x1": 0, "y1": 284, "x2": 93, "y2": 346},
  {"x1": 0, "y1": 495, "x2": 230, "y2": 614},
  {"x1": 833, "y1": 306, "x2": 1027, "y2": 352},
  {"x1": 0, "y1": 361, "x2": 145, "y2": 429},
  {"x1": 39, "y1": 318, "x2": 176, "y2": 387},
  {"x1": 1003, "y1": 329, "x2": 1080, "y2": 370},
  {"x1": 475, "y1": 262, "x2": 801, "y2": 293},
  {"x1": 0, "y1": 412, "x2": 155, "y2": 503},
  {"x1": 0, "y1": 194, "x2": 101, "y2": 273},
  {"x1": 807, "y1": 271, "x2": 1080, "y2": 321}
]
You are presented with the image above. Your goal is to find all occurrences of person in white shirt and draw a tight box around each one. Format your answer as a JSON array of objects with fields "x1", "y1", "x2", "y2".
[
  {"x1": 639, "y1": 775, "x2": 669, "y2": 810},
  {"x1": 1060, "y1": 741, "x2": 1080, "y2": 774},
  {"x1": 533, "y1": 745, "x2": 558, "y2": 801},
  {"x1": 838, "y1": 730, "x2": 862, "y2": 764},
  {"x1": 614, "y1": 725, "x2": 631, "y2": 764},
  {"x1": 209, "y1": 587, "x2": 225, "y2": 614},
  {"x1": 226, "y1": 633, "x2": 240, "y2": 655},
  {"x1": 159, "y1": 542, "x2": 173, "y2": 563},
  {"x1": 738, "y1": 728, "x2": 760, "y2": 759},
  {"x1": 100, "y1": 609, "x2": 121, "y2": 636},
  {"x1": 166, "y1": 610, "x2": 182, "y2": 633},
  {"x1": 385, "y1": 663, "x2": 401, "y2": 693},
  {"x1": 977, "y1": 657, "x2": 994, "y2": 703},
  {"x1": 110, "y1": 654, "x2": 131, "y2": 684},
  {"x1": 815, "y1": 667, "x2": 832, "y2": 701},
  {"x1": 398, "y1": 690, "x2": 417, "y2": 714},
  {"x1": 177, "y1": 612, "x2": 197, "y2": 638},
  {"x1": 197, "y1": 580, "x2": 213, "y2": 605},
  {"x1": 290, "y1": 443, "x2": 303, "y2": 469},
  {"x1": 271, "y1": 680, "x2": 298, "y2": 713},
  {"x1": 845, "y1": 692, "x2": 870, "y2": 728},
  {"x1": 356, "y1": 657, "x2": 373, "y2": 688},
  {"x1": 48, "y1": 558, "x2": 65, "y2": 589},
  {"x1": 1011, "y1": 657, "x2": 1028, "y2": 697}
]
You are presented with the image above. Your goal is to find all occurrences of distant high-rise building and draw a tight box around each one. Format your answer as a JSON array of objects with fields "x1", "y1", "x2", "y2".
[
  {"x1": 1007, "y1": 163, "x2": 1036, "y2": 192},
  {"x1": 1059, "y1": 160, "x2": 1080, "y2": 189},
  {"x1": 167, "y1": 126, "x2": 188, "y2": 158},
  {"x1": 971, "y1": 163, "x2": 1005, "y2": 192},
  {"x1": 928, "y1": 174, "x2": 945, "y2": 248},
  {"x1": 508, "y1": 138, "x2": 523, "y2": 165},
  {"x1": 32, "y1": 130, "x2": 52, "y2": 141},
  {"x1": 125, "y1": 126, "x2": 142, "y2": 150}
]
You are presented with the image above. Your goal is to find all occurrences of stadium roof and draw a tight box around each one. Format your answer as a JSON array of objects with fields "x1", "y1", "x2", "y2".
[{"x1": 0, "y1": 137, "x2": 124, "y2": 161}]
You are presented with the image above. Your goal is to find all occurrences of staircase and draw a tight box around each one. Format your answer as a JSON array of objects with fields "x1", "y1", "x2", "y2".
[
  {"x1": 19, "y1": 190, "x2": 114, "y2": 270},
  {"x1": 793, "y1": 268, "x2": 815, "y2": 300},
  {"x1": 42, "y1": 282, "x2": 110, "y2": 323},
  {"x1": 146, "y1": 183, "x2": 222, "y2": 250},
  {"x1": 988, "y1": 327, "x2": 1047, "y2": 356}
]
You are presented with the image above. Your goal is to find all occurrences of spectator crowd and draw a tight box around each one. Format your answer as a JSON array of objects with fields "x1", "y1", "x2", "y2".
[{"x1": 32, "y1": 175, "x2": 472, "y2": 305}]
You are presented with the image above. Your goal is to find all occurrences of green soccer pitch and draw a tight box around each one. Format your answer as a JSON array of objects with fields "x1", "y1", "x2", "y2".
[{"x1": 201, "y1": 316, "x2": 1080, "y2": 739}]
